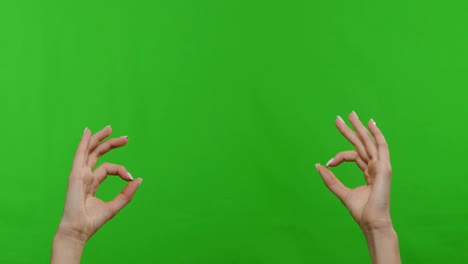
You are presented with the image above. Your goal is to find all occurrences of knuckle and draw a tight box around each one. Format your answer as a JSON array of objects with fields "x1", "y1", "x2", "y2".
[
  {"x1": 378, "y1": 142, "x2": 388, "y2": 148},
  {"x1": 95, "y1": 149, "x2": 104, "y2": 157},
  {"x1": 95, "y1": 145, "x2": 108, "y2": 157},
  {"x1": 328, "y1": 179, "x2": 339, "y2": 189},
  {"x1": 101, "y1": 144, "x2": 112, "y2": 155},
  {"x1": 377, "y1": 163, "x2": 392, "y2": 175},
  {"x1": 325, "y1": 175, "x2": 339, "y2": 187},
  {"x1": 386, "y1": 165, "x2": 392, "y2": 174},
  {"x1": 120, "y1": 192, "x2": 132, "y2": 203},
  {"x1": 89, "y1": 153, "x2": 98, "y2": 162},
  {"x1": 107, "y1": 207, "x2": 118, "y2": 219},
  {"x1": 90, "y1": 137, "x2": 98, "y2": 145},
  {"x1": 71, "y1": 167, "x2": 91, "y2": 179}
]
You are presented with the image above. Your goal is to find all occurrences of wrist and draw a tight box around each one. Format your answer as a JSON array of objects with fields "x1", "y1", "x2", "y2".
[
  {"x1": 362, "y1": 223, "x2": 401, "y2": 264},
  {"x1": 55, "y1": 221, "x2": 89, "y2": 246},
  {"x1": 51, "y1": 226, "x2": 86, "y2": 264},
  {"x1": 360, "y1": 216, "x2": 394, "y2": 234},
  {"x1": 362, "y1": 223, "x2": 397, "y2": 240},
  {"x1": 53, "y1": 232, "x2": 86, "y2": 252}
]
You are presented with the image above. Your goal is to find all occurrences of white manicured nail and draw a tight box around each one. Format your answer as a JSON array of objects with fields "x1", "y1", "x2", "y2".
[
  {"x1": 83, "y1": 127, "x2": 88, "y2": 134},
  {"x1": 315, "y1": 164, "x2": 319, "y2": 171},
  {"x1": 352, "y1": 111, "x2": 359, "y2": 119},
  {"x1": 128, "y1": 172, "x2": 134, "y2": 180},
  {"x1": 371, "y1": 118, "x2": 376, "y2": 126},
  {"x1": 337, "y1": 116, "x2": 345, "y2": 124},
  {"x1": 326, "y1": 158, "x2": 334, "y2": 166}
]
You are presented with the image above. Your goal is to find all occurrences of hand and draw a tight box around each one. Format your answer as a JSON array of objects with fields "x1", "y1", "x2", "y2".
[
  {"x1": 316, "y1": 111, "x2": 393, "y2": 231},
  {"x1": 316, "y1": 111, "x2": 401, "y2": 264},
  {"x1": 57, "y1": 126, "x2": 143, "y2": 243}
]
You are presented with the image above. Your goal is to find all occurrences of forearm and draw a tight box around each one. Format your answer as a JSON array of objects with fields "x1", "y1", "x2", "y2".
[
  {"x1": 363, "y1": 224, "x2": 401, "y2": 264},
  {"x1": 51, "y1": 228, "x2": 86, "y2": 264}
]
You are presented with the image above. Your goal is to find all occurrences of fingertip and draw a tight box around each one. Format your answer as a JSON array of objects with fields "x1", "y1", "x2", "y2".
[
  {"x1": 85, "y1": 128, "x2": 92, "y2": 140},
  {"x1": 315, "y1": 163, "x2": 321, "y2": 172},
  {"x1": 326, "y1": 158, "x2": 334, "y2": 167},
  {"x1": 336, "y1": 115, "x2": 345, "y2": 124},
  {"x1": 368, "y1": 119, "x2": 382, "y2": 135},
  {"x1": 128, "y1": 172, "x2": 134, "y2": 181},
  {"x1": 135, "y1": 178, "x2": 143, "y2": 188},
  {"x1": 120, "y1": 136, "x2": 130, "y2": 146},
  {"x1": 101, "y1": 125, "x2": 112, "y2": 137},
  {"x1": 83, "y1": 127, "x2": 92, "y2": 137}
]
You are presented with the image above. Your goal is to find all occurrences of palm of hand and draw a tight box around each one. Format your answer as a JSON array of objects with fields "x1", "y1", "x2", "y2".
[
  {"x1": 81, "y1": 168, "x2": 116, "y2": 236},
  {"x1": 345, "y1": 185, "x2": 372, "y2": 227}
]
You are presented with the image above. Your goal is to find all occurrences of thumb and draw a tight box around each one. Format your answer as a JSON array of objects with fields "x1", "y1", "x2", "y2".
[
  {"x1": 316, "y1": 164, "x2": 349, "y2": 203},
  {"x1": 108, "y1": 178, "x2": 143, "y2": 217}
]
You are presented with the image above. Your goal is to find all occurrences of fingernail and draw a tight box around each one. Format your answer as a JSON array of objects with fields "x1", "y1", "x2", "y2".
[
  {"x1": 315, "y1": 163, "x2": 320, "y2": 171},
  {"x1": 121, "y1": 136, "x2": 129, "y2": 139},
  {"x1": 326, "y1": 158, "x2": 334, "y2": 167},
  {"x1": 337, "y1": 116, "x2": 345, "y2": 124},
  {"x1": 371, "y1": 118, "x2": 376, "y2": 126},
  {"x1": 83, "y1": 127, "x2": 88, "y2": 134},
  {"x1": 128, "y1": 172, "x2": 134, "y2": 180},
  {"x1": 352, "y1": 111, "x2": 359, "y2": 119},
  {"x1": 106, "y1": 125, "x2": 111, "y2": 129}
]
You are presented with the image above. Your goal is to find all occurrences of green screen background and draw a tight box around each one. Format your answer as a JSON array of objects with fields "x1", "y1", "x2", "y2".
[{"x1": 1, "y1": 0, "x2": 467, "y2": 263}]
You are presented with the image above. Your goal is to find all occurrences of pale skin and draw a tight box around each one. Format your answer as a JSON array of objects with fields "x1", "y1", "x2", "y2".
[
  {"x1": 51, "y1": 126, "x2": 142, "y2": 264},
  {"x1": 51, "y1": 114, "x2": 399, "y2": 263},
  {"x1": 316, "y1": 111, "x2": 401, "y2": 264}
]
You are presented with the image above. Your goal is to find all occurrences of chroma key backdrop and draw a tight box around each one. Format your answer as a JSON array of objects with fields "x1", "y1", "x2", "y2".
[{"x1": 1, "y1": 0, "x2": 468, "y2": 263}]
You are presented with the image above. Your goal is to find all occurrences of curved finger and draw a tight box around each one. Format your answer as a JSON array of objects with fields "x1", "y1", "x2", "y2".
[
  {"x1": 93, "y1": 162, "x2": 133, "y2": 183},
  {"x1": 368, "y1": 119, "x2": 390, "y2": 161},
  {"x1": 326, "y1": 150, "x2": 368, "y2": 171},
  {"x1": 90, "y1": 163, "x2": 133, "y2": 195},
  {"x1": 107, "y1": 178, "x2": 143, "y2": 216},
  {"x1": 73, "y1": 128, "x2": 92, "y2": 169},
  {"x1": 335, "y1": 116, "x2": 370, "y2": 162},
  {"x1": 348, "y1": 111, "x2": 378, "y2": 160},
  {"x1": 316, "y1": 164, "x2": 350, "y2": 203},
  {"x1": 88, "y1": 137, "x2": 129, "y2": 168},
  {"x1": 88, "y1": 125, "x2": 112, "y2": 154}
]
